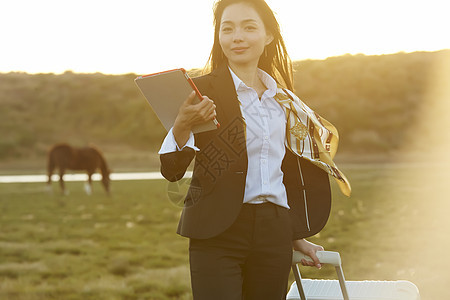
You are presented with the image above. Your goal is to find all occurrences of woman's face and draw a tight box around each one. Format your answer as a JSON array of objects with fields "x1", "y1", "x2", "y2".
[{"x1": 219, "y1": 3, "x2": 273, "y2": 69}]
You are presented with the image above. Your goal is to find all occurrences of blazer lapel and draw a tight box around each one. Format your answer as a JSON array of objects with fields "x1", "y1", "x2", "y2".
[
  {"x1": 209, "y1": 64, "x2": 248, "y2": 165},
  {"x1": 209, "y1": 64, "x2": 242, "y2": 123}
]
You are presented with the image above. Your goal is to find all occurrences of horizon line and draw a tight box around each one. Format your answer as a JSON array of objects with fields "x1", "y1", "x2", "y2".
[{"x1": 1, "y1": 49, "x2": 449, "y2": 76}]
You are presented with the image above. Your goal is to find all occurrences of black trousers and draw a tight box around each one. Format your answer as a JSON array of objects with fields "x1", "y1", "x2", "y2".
[{"x1": 189, "y1": 202, "x2": 293, "y2": 300}]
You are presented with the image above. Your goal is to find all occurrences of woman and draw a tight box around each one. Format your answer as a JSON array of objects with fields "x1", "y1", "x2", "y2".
[{"x1": 159, "y1": 0, "x2": 350, "y2": 299}]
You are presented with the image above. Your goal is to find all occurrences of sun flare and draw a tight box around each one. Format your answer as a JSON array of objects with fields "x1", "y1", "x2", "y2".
[{"x1": 0, "y1": 0, "x2": 448, "y2": 74}]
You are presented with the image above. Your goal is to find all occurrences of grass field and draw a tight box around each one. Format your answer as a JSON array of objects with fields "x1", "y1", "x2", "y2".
[{"x1": 0, "y1": 162, "x2": 449, "y2": 299}]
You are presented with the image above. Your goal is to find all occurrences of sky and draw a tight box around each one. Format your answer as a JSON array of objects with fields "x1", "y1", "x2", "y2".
[{"x1": 1, "y1": 0, "x2": 449, "y2": 75}]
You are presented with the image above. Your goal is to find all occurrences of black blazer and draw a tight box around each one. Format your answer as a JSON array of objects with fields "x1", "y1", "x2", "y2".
[{"x1": 160, "y1": 64, "x2": 331, "y2": 240}]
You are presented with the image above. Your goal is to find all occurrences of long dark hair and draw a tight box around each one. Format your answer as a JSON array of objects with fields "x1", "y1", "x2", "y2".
[{"x1": 207, "y1": 0, "x2": 294, "y2": 91}]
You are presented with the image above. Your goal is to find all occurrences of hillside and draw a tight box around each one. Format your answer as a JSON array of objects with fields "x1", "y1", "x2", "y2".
[
  {"x1": 1, "y1": 50, "x2": 448, "y2": 167},
  {"x1": 293, "y1": 50, "x2": 450, "y2": 155}
]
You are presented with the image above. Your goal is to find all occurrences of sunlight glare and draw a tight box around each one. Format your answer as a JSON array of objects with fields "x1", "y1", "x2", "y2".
[
  {"x1": 386, "y1": 48, "x2": 450, "y2": 299},
  {"x1": 0, "y1": 0, "x2": 449, "y2": 74}
]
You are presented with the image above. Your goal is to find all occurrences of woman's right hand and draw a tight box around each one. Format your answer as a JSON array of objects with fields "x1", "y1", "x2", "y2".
[{"x1": 173, "y1": 91, "x2": 216, "y2": 147}]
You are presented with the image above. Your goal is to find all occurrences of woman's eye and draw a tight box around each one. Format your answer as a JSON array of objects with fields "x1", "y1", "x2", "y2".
[
  {"x1": 245, "y1": 26, "x2": 256, "y2": 31},
  {"x1": 221, "y1": 27, "x2": 233, "y2": 32}
]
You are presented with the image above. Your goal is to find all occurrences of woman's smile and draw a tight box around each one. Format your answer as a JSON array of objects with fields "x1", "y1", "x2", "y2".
[{"x1": 231, "y1": 46, "x2": 249, "y2": 54}]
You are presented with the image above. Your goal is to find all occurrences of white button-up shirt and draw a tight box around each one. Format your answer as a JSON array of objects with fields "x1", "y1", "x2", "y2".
[
  {"x1": 229, "y1": 68, "x2": 288, "y2": 208},
  {"x1": 159, "y1": 68, "x2": 289, "y2": 208}
]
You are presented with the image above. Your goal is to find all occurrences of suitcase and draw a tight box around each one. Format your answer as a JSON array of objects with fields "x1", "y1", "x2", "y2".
[{"x1": 287, "y1": 251, "x2": 420, "y2": 300}]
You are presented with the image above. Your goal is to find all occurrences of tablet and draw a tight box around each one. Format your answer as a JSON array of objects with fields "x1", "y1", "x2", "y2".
[{"x1": 135, "y1": 68, "x2": 219, "y2": 134}]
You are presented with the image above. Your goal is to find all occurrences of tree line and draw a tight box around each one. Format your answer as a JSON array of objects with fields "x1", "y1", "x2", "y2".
[{"x1": 0, "y1": 50, "x2": 448, "y2": 160}]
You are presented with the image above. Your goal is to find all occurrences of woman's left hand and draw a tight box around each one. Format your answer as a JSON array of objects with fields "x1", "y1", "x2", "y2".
[{"x1": 292, "y1": 239, "x2": 324, "y2": 269}]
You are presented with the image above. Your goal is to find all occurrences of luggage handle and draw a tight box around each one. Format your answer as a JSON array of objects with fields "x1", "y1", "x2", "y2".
[
  {"x1": 292, "y1": 251, "x2": 350, "y2": 300},
  {"x1": 292, "y1": 250, "x2": 342, "y2": 267}
]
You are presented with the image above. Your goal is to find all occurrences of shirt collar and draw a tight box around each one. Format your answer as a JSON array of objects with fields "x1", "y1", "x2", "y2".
[{"x1": 228, "y1": 66, "x2": 277, "y2": 98}]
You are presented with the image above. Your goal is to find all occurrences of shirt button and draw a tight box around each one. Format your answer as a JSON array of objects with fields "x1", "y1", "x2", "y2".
[
  {"x1": 262, "y1": 159, "x2": 266, "y2": 164},
  {"x1": 264, "y1": 136, "x2": 269, "y2": 140}
]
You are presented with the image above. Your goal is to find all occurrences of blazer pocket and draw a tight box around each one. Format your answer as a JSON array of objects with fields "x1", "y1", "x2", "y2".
[
  {"x1": 183, "y1": 175, "x2": 213, "y2": 208},
  {"x1": 184, "y1": 184, "x2": 203, "y2": 208}
]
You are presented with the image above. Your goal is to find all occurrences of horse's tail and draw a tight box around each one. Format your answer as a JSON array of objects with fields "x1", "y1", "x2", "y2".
[{"x1": 47, "y1": 147, "x2": 56, "y2": 184}]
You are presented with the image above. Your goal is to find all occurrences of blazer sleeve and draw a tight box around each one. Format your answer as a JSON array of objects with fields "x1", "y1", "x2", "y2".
[
  {"x1": 159, "y1": 73, "x2": 211, "y2": 182},
  {"x1": 160, "y1": 147, "x2": 195, "y2": 182}
]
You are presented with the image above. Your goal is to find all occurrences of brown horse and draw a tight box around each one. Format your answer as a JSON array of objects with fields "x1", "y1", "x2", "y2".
[{"x1": 47, "y1": 143, "x2": 111, "y2": 195}]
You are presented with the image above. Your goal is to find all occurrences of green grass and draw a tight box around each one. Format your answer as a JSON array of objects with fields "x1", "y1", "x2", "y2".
[
  {"x1": 1, "y1": 162, "x2": 449, "y2": 299},
  {"x1": 0, "y1": 180, "x2": 190, "y2": 300}
]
